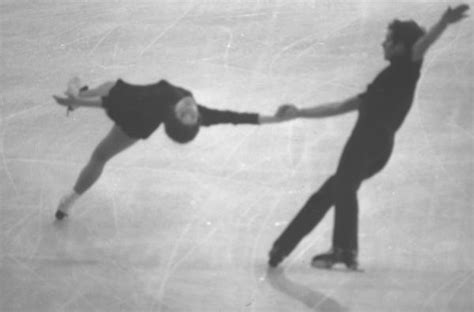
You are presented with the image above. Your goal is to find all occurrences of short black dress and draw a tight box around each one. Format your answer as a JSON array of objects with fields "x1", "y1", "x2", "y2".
[{"x1": 102, "y1": 79, "x2": 259, "y2": 139}]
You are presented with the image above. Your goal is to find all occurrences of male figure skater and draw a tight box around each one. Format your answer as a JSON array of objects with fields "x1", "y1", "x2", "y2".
[{"x1": 269, "y1": 4, "x2": 469, "y2": 269}]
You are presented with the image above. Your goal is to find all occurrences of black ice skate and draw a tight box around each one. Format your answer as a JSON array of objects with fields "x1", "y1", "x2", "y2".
[
  {"x1": 268, "y1": 245, "x2": 288, "y2": 268},
  {"x1": 311, "y1": 248, "x2": 360, "y2": 271},
  {"x1": 55, "y1": 210, "x2": 68, "y2": 220}
]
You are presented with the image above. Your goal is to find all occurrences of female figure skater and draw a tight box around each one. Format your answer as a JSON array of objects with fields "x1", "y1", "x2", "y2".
[
  {"x1": 53, "y1": 78, "x2": 287, "y2": 220},
  {"x1": 268, "y1": 4, "x2": 469, "y2": 269}
]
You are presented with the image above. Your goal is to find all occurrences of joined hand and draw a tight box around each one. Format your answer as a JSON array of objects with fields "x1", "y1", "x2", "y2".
[{"x1": 275, "y1": 104, "x2": 299, "y2": 120}]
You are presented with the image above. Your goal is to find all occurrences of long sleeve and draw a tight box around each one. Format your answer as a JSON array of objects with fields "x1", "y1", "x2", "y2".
[{"x1": 198, "y1": 105, "x2": 259, "y2": 126}]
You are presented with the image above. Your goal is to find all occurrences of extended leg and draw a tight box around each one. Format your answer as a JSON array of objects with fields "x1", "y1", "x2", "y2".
[
  {"x1": 269, "y1": 176, "x2": 335, "y2": 267},
  {"x1": 78, "y1": 81, "x2": 116, "y2": 98},
  {"x1": 56, "y1": 125, "x2": 137, "y2": 219}
]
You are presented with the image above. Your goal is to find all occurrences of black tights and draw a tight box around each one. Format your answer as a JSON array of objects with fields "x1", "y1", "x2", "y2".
[{"x1": 272, "y1": 124, "x2": 394, "y2": 255}]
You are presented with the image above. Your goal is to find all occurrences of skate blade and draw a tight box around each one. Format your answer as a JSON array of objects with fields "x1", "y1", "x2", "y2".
[
  {"x1": 311, "y1": 261, "x2": 364, "y2": 272},
  {"x1": 311, "y1": 260, "x2": 334, "y2": 270},
  {"x1": 346, "y1": 266, "x2": 364, "y2": 273},
  {"x1": 55, "y1": 210, "x2": 68, "y2": 220}
]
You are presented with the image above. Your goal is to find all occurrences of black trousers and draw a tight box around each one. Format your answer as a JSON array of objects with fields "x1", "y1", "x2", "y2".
[{"x1": 272, "y1": 122, "x2": 394, "y2": 255}]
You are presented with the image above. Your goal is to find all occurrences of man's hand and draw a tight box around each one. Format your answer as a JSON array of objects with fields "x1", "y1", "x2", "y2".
[{"x1": 441, "y1": 4, "x2": 469, "y2": 24}]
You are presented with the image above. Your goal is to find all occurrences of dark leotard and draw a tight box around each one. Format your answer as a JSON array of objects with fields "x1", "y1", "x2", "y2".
[{"x1": 103, "y1": 79, "x2": 259, "y2": 139}]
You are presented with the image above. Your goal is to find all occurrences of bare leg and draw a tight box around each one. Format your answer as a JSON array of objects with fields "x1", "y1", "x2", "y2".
[
  {"x1": 78, "y1": 81, "x2": 116, "y2": 98},
  {"x1": 74, "y1": 125, "x2": 137, "y2": 193},
  {"x1": 56, "y1": 125, "x2": 137, "y2": 218}
]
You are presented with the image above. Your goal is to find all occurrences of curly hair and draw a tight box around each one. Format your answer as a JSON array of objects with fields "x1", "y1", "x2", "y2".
[{"x1": 389, "y1": 19, "x2": 426, "y2": 51}]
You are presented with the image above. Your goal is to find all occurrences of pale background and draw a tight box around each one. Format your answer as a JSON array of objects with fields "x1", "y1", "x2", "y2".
[{"x1": 1, "y1": 0, "x2": 472, "y2": 311}]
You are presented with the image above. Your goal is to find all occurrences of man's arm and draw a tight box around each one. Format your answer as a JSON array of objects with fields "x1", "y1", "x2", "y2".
[
  {"x1": 277, "y1": 96, "x2": 361, "y2": 120},
  {"x1": 411, "y1": 4, "x2": 469, "y2": 62},
  {"x1": 296, "y1": 96, "x2": 360, "y2": 118}
]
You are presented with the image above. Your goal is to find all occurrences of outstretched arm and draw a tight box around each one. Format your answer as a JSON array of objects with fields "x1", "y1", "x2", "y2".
[
  {"x1": 411, "y1": 4, "x2": 469, "y2": 61},
  {"x1": 259, "y1": 114, "x2": 289, "y2": 124},
  {"x1": 277, "y1": 96, "x2": 361, "y2": 120},
  {"x1": 198, "y1": 105, "x2": 293, "y2": 126}
]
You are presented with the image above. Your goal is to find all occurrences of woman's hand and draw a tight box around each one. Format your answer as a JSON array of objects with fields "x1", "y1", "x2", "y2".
[{"x1": 275, "y1": 104, "x2": 299, "y2": 120}]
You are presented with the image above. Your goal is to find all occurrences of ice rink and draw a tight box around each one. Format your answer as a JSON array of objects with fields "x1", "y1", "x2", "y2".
[{"x1": 1, "y1": 1, "x2": 473, "y2": 311}]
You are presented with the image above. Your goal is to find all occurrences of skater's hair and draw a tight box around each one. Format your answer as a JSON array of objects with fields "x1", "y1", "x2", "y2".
[
  {"x1": 389, "y1": 19, "x2": 426, "y2": 51},
  {"x1": 164, "y1": 111, "x2": 200, "y2": 144}
]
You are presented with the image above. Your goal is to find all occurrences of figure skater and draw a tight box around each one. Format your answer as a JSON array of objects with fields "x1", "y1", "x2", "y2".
[
  {"x1": 268, "y1": 4, "x2": 469, "y2": 269},
  {"x1": 53, "y1": 78, "x2": 288, "y2": 220}
]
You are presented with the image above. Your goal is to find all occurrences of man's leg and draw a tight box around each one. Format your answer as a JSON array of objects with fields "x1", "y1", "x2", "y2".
[
  {"x1": 269, "y1": 176, "x2": 335, "y2": 267},
  {"x1": 332, "y1": 135, "x2": 394, "y2": 250},
  {"x1": 332, "y1": 175, "x2": 362, "y2": 253},
  {"x1": 313, "y1": 135, "x2": 393, "y2": 269},
  {"x1": 308, "y1": 133, "x2": 366, "y2": 269}
]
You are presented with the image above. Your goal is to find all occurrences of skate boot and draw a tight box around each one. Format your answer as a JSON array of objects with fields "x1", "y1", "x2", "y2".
[
  {"x1": 55, "y1": 210, "x2": 67, "y2": 220},
  {"x1": 65, "y1": 77, "x2": 82, "y2": 97},
  {"x1": 311, "y1": 248, "x2": 359, "y2": 270},
  {"x1": 54, "y1": 192, "x2": 79, "y2": 220},
  {"x1": 64, "y1": 77, "x2": 88, "y2": 115},
  {"x1": 268, "y1": 244, "x2": 288, "y2": 268}
]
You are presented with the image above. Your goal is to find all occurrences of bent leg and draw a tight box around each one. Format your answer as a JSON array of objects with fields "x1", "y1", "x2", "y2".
[{"x1": 73, "y1": 125, "x2": 137, "y2": 194}]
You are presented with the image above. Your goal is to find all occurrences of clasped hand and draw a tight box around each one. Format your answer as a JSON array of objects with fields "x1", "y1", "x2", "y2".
[{"x1": 274, "y1": 103, "x2": 299, "y2": 120}]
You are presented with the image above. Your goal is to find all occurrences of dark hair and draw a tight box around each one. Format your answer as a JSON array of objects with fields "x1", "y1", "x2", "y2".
[
  {"x1": 164, "y1": 112, "x2": 200, "y2": 144},
  {"x1": 389, "y1": 19, "x2": 426, "y2": 51}
]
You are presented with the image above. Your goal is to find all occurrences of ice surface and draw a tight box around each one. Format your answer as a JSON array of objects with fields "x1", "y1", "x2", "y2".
[{"x1": 1, "y1": 1, "x2": 473, "y2": 311}]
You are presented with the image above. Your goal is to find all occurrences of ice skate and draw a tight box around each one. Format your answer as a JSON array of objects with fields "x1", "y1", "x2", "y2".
[
  {"x1": 55, "y1": 195, "x2": 70, "y2": 220},
  {"x1": 54, "y1": 192, "x2": 79, "y2": 220},
  {"x1": 311, "y1": 248, "x2": 360, "y2": 271},
  {"x1": 268, "y1": 244, "x2": 287, "y2": 268},
  {"x1": 64, "y1": 77, "x2": 88, "y2": 115},
  {"x1": 55, "y1": 209, "x2": 67, "y2": 220},
  {"x1": 65, "y1": 77, "x2": 82, "y2": 97}
]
